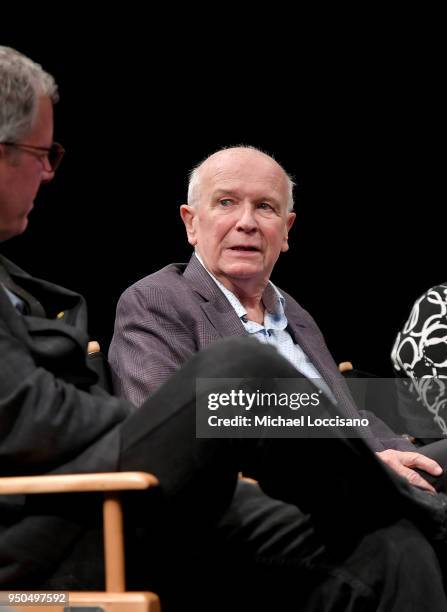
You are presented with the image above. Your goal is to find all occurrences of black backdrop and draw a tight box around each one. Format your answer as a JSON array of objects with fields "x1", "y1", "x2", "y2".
[{"x1": 1, "y1": 33, "x2": 444, "y2": 375}]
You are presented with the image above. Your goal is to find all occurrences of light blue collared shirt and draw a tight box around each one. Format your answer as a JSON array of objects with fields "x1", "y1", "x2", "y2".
[
  {"x1": 195, "y1": 253, "x2": 335, "y2": 401},
  {"x1": 1, "y1": 283, "x2": 26, "y2": 313}
]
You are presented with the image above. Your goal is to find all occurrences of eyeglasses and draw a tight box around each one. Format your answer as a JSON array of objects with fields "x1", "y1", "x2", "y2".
[{"x1": 1, "y1": 141, "x2": 65, "y2": 172}]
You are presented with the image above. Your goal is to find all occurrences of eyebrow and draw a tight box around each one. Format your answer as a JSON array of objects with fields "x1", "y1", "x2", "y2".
[
  {"x1": 211, "y1": 188, "x2": 281, "y2": 207},
  {"x1": 212, "y1": 189, "x2": 238, "y2": 199}
]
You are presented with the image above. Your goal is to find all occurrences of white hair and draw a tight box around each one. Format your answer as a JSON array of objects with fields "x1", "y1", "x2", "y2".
[
  {"x1": 0, "y1": 46, "x2": 58, "y2": 143},
  {"x1": 187, "y1": 145, "x2": 295, "y2": 212}
]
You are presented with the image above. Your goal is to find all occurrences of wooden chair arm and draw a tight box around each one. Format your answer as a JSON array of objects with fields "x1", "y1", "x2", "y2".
[
  {"x1": 0, "y1": 471, "x2": 159, "y2": 495},
  {"x1": 0, "y1": 472, "x2": 159, "y2": 594}
]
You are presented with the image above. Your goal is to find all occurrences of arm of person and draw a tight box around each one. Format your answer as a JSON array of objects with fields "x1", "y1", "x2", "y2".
[
  {"x1": 109, "y1": 284, "x2": 198, "y2": 406},
  {"x1": 337, "y1": 362, "x2": 442, "y2": 490},
  {"x1": 0, "y1": 320, "x2": 131, "y2": 473},
  {"x1": 391, "y1": 284, "x2": 447, "y2": 380},
  {"x1": 392, "y1": 284, "x2": 447, "y2": 405},
  {"x1": 336, "y1": 360, "x2": 417, "y2": 451}
]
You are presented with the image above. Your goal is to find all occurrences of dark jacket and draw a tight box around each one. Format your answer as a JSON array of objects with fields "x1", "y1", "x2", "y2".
[
  {"x1": 0, "y1": 255, "x2": 132, "y2": 585},
  {"x1": 109, "y1": 254, "x2": 413, "y2": 453}
]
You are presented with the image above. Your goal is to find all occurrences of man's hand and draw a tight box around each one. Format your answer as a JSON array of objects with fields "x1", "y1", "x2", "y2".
[
  {"x1": 87, "y1": 341, "x2": 100, "y2": 354},
  {"x1": 377, "y1": 449, "x2": 443, "y2": 494}
]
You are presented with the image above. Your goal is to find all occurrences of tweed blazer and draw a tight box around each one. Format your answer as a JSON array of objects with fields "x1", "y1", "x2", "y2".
[{"x1": 109, "y1": 254, "x2": 413, "y2": 452}]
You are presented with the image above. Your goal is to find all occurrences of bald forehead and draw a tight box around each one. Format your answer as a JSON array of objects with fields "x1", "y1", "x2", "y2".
[
  {"x1": 199, "y1": 148, "x2": 287, "y2": 184},
  {"x1": 195, "y1": 149, "x2": 290, "y2": 212}
]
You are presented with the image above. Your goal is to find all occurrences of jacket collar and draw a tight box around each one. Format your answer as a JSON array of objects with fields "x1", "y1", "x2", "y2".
[{"x1": 183, "y1": 253, "x2": 247, "y2": 338}]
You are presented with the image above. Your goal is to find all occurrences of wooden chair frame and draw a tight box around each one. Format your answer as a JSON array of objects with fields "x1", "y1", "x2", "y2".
[{"x1": 0, "y1": 472, "x2": 161, "y2": 611}]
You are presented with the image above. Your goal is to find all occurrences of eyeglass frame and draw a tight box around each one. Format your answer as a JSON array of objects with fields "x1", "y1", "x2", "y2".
[{"x1": 1, "y1": 141, "x2": 65, "y2": 172}]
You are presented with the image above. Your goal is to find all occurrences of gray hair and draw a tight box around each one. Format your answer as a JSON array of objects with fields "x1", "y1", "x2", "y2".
[
  {"x1": 187, "y1": 145, "x2": 295, "y2": 212},
  {"x1": 0, "y1": 46, "x2": 58, "y2": 143}
]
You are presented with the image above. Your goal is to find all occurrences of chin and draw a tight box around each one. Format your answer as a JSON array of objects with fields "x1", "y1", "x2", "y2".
[
  {"x1": 0, "y1": 228, "x2": 23, "y2": 241},
  {"x1": 222, "y1": 263, "x2": 261, "y2": 278},
  {"x1": 13, "y1": 218, "x2": 29, "y2": 238}
]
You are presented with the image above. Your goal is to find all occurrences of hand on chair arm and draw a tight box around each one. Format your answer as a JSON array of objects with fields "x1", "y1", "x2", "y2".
[{"x1": 377, "y1": 449, "x2": 443, "y2": 494}]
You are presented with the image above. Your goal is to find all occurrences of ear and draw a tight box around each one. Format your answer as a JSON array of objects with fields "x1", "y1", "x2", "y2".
[
  {"x1": 180, "y1": 204, "x2": 198, "y2": 247},
  {"x1": 281, "y1": 212, "x2": 296, "y2": 252}
]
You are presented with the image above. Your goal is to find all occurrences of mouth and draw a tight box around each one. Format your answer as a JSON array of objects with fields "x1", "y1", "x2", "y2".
[{"x1": 228, "y1": 246, "x2": 261, "y2": 253}]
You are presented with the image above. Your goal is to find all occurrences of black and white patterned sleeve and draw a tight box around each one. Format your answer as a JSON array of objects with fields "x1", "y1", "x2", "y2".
[{"x1": 391, "y1": 284, "x2": 447, "y2": 438}]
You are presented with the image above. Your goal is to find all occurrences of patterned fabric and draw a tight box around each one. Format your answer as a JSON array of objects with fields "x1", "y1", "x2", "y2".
[{"x1": 391, "y1": 283, "x2": 447, "y2": 438}]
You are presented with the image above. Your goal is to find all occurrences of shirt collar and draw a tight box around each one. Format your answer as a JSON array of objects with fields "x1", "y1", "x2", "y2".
[
  {"x1": 0, "y1": 282, "x2": 26, "y2": 313},
  {"x1": 194, "y1": 252, "x2": 287, "y2": 331}
]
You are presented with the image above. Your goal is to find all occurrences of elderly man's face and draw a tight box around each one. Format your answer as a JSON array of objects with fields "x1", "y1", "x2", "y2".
[
  {"x1": 0, "y1": 96, "x2": 55, "y2": 242},
  {"x1": 181, "y1": 149, "x2": 295, "y2": 293}
]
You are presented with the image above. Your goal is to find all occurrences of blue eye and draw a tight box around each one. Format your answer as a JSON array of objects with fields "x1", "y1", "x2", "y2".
[
  {"x1": 258, "y1": 203, "x2": 273, "y2": 211},
  {"x1": 220, "y1": 199, "x2": 232, "y2": 207}
]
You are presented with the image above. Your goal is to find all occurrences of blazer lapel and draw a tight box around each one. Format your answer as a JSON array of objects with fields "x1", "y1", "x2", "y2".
[
  {"x1": 0, "y1": 254, "x2": 90, "y2": 358},
  {"x1": 284, "y1": 297, "x2": 362, "y2": 419},
  {"x1": 183, "y1": 254, "x2": 247, "y2": 339}
]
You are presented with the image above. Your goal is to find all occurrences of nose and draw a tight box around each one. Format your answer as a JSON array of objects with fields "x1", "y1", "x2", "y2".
[
  {"x1": 41, "y1": 163, "x2": 55, "y2": 184},
  {"x1": 235, "y1": 203, "x2": 258, "y2": 233}
]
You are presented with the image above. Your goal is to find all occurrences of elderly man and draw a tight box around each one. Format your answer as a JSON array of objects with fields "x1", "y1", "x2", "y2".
[
  {"x1": 108, "y1": 146, "x2": 447, "y2": 606},
  {"x1": 109, "y1": 145, "x2": 444, "y2": 491},
  {"x1": 2, "y1": 47, "x2": 447, "y2": 611}
]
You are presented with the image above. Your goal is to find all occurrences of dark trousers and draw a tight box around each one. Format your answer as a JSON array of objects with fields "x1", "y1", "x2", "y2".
[
  {"x1": 45, "y1": 337, "x2": 447, "y2": 610},
  {"x1": 116, "y1": 337, "x2": 447, "y2": 610}
]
